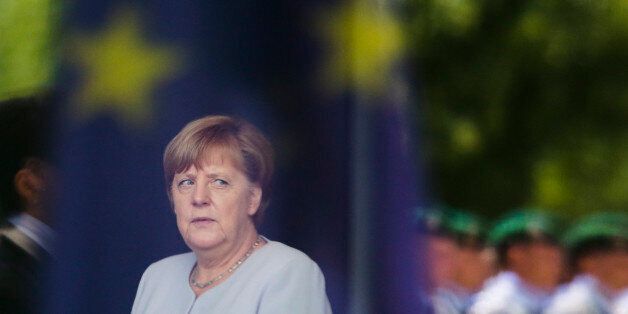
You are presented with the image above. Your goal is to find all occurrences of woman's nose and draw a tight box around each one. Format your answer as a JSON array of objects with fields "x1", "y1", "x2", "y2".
[{"x1": 191, "y1": 185, "x2": 210, "y2": 206}]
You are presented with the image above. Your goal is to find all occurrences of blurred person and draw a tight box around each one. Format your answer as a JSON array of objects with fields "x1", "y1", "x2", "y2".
[
  {"x1": 131, "y1": 115, "x2": 331, "y2": 313},
  {"x1": 415, "y1": 206, "x2": 462, "y2": 313},
  {"x1": 544, "y1": 212, "x2": 628, "y2": 314},
  {"x1": 468, "y1": 209, "x2": 564, "y2": 314},
  {"x1": 417, "y1": 208, "x2": 458, "y2": 288},
  {"x1": 0, "y1": 96, "x2": 54, "y2": 313},
  {"x1": 447, "y1": 209, "x2": 496, "y2": 311}
]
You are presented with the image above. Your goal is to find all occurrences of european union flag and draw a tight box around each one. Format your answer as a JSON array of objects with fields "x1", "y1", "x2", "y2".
[
  {"x1": 50, "y1": 0, "x2": 426, "y2": 313},
  {"x1": 50, "y1": 2, "x2": 280, "y2": 312}
]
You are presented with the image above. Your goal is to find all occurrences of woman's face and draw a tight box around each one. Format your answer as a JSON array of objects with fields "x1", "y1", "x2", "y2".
[{"x1": 170, "y1": 150, "x2": 261, "y2": 252}]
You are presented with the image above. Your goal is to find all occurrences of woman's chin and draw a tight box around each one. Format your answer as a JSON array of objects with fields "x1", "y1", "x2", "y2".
[{"x1": 185, "y1": 231, "x2": 224, "y2": 251}]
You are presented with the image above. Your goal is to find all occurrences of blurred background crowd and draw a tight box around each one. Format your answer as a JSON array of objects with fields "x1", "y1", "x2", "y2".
[
  {"x1": 1, "y1": 0, "x2": 627, "y2": 313},
  {"x1": 415, "y1": 205, "x2": 627, "y2": 313}
]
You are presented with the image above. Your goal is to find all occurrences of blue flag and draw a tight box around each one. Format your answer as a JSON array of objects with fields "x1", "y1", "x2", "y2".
[
  {"x1": 312, "y1": 1, "x2": 429, "y2": 312},
  {"x1": 49, "y1": 1, "x2": 276, "y2": 312},
  {"x1": 50, "y1": 0, "x2": 426, "y2": 313}
]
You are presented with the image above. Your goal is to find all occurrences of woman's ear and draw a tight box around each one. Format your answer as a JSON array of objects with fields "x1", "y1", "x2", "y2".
[{"x1": 247, "y1": 185, "x2": 262, "y2": 216}]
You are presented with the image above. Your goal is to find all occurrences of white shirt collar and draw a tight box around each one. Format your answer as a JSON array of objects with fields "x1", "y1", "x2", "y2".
[{"x1": 8, "y1": 213, "x2": 55, "y2": 255}]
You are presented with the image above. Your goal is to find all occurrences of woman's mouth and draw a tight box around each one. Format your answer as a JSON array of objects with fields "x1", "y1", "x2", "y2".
[{"x1": 191, "y1": 217, "x2": 215, "y2": 226}]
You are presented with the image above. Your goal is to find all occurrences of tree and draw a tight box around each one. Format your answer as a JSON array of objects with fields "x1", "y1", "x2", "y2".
[{"x1": 407, "y1": 0, "x2": 628, "y2": 219}]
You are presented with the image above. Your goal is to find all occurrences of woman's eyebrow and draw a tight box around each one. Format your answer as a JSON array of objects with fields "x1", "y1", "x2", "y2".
[
  {"x1": 207, "y1": 172, "x2": 231, "y2": 179},
  {"x1": 176, "y1": 172, "x2": 196, "y2": 178}
]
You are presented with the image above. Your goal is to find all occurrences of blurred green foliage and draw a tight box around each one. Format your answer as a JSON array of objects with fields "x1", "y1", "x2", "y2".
[
  {"x1": 0, "y1": 0, "x2": 57, "y2": 101},
  {"x1": 407, "y1": 0, "x2": 628, "y2": 220}
]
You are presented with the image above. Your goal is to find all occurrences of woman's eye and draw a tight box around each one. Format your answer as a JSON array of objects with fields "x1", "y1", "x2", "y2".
[
  {"x1": 176, "y1": 179, "x2": 194, "y2": 191},
  {"x1": 213, "y1": 179, "x2": 229, "y2": 187},
  {"x1": 178, "y1": 179, "x2": 194, "y2": 186}
]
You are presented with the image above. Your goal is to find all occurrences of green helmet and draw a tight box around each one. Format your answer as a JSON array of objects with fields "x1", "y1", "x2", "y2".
[
  {"x1": 488, "y1": 208, "x2": 562, "y2": 247},
  {"x1": 414, "y1": 205, "x2": 487, "y2": 247},
  {"x1": 447, "y1": 208, "x2": 486, "y2": 247},
  {"x1": 413, "y1": 205, "x2": 450, "y2": 235},
  {"x1": 563, "y1": 211, "x2": 628, "y2": 250}
]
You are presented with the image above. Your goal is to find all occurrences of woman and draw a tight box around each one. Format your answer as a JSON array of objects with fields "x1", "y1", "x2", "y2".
[{"x1": 132, "y1": 115, "x2": 332, "y2": 313}]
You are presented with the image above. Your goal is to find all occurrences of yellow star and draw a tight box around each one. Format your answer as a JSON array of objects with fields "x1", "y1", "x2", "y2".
[
  {"x1": 318, "y1": 0, "x2": 404, "y2": 97},
  {"x1": 71, "y1": 7, "x2": 180, "y2": 128}
]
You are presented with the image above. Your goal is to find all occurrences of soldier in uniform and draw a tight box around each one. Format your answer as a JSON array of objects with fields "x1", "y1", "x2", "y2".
[
  {"x1": 468, "y1": 209, "x2": 564, "y2": 314},
  {"x1": 416, "y1": 206, "x2": 496, "y2": 314},
  {"x1": 447, "y1": 209, "x2": 496, "y2": 312},
  {"x1": 415, "y1": 206, "x2": 459, "y2": 313},
  {"x1": 544, "y1": 212, "x2": 628, "y2": 314}
]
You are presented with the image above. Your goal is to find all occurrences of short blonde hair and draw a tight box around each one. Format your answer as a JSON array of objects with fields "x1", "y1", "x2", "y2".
[{"x1": 163, "y1": 115, "x2": 274, "y2": 224}]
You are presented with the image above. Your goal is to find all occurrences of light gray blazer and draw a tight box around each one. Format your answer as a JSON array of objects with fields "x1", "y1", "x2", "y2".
[{"x1": 132, "y1": 239, "x2": 332, "y2": 314}]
